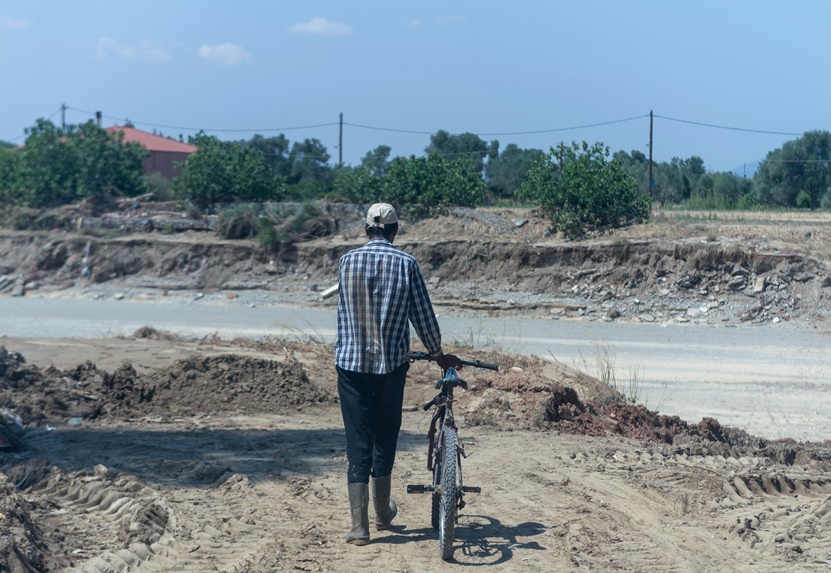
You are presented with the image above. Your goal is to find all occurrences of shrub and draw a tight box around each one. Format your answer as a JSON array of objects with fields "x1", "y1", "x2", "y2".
[
  {"x1": 796, "y1": 190, "x2": 812, "y2": 209},
  {"x1": 217, "y1": 203, "x2": 260, "y2": 239},
  {"x1": 145, "y1": 172, "x2": 172, "y2": 201},
  {"x1": 518, "y1": 141, "x2": 650, "y2": 238}
]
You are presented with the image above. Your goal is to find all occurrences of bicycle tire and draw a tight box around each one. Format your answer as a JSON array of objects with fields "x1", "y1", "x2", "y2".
[
  {"x1": 439, "y1": 429, "x2": 458, "y2": 561},
  {"x1": 431, "y1": 433, "x2": 443, "y2": 529},
  {"x1": 431, "y1": 487, "x2": 441, "y2": 529}
]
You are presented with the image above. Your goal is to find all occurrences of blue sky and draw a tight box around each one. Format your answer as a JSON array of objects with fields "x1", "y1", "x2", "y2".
[{"x1": 1, "y1": 1, "x2": 829, "y2": 173}]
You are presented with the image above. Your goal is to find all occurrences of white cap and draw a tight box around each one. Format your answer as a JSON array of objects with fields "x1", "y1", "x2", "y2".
[{"x1": 366, "y1": 203, "x2": 398, "y2": 228}]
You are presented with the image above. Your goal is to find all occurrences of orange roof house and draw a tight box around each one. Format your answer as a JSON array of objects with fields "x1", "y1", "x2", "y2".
[{"x1": 106, "y1": 126, "x2": 197, "y2": 180}]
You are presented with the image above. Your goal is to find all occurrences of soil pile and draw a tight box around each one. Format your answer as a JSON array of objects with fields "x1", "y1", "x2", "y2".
[{"x1": 0, "y1": 347, "x2": 335, "y2": 426}]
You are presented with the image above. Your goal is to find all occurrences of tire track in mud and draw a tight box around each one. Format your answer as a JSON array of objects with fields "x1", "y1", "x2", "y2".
[{"x1": 8, "y1": 409, "x2": 831, "y2": 572}]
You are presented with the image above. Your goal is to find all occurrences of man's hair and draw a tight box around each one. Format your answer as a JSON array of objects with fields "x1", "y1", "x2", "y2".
[{"x1": 367, "y1": 223, "x2": 398, "y2": 240}]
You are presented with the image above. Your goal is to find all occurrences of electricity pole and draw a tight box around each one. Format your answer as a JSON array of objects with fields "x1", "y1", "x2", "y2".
[
  {"x1": 648, "y1": 110, "x2": 653, "y2": 198},
  {"x1": 339, "y1": 112, "x2": 343, "y2": 168},
  {"x1": 61, "y1": 103, "x2": 67, "y2": 132}
]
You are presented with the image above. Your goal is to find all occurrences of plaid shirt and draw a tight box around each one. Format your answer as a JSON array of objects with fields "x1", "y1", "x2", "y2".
[{"x1": 335, "y1": 238, "x2": 442, "y2": 374}]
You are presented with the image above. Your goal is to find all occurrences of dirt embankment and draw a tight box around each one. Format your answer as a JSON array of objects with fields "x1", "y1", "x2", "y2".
[{"x1": 2, "y1": 209, "x2": 831, "y2": 325}]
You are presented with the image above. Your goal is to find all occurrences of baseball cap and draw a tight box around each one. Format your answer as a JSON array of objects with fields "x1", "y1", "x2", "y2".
[{"x1": 366, "y1": 203, "x2": 398, "y2": 228}]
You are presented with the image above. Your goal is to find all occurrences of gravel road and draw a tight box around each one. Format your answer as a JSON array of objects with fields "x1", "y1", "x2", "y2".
[{"x1": 2, "y1": 290, "x2": 830, "y2": 441}]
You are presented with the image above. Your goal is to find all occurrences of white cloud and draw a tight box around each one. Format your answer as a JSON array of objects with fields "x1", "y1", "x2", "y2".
[
  {"x1": 197, "y1": 42, "x2": 253, "y2": 67},
  {"x1": 407, "y1": 20, "x2": 422, "y2": 28},
  {"x1": 97, "y1": 37, "x2": 136, "y2": 60},
  {"x1": 288, "y1": 17, "x2": 353, "y2": 35},
  {"x1": 0, "y1": 15, "x2": 29, "y2": 30}
]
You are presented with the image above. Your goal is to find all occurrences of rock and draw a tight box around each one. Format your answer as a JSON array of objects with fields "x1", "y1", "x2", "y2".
[
  {"x1": 754, "y1": 276, "x2": 767, "y2": 293},
  {"x1": 638, "y1": 313, "x2": 656, "y2": 323},
  {"x1": 114, "y1": 293, "x2": 125, "y2": 300},
  {"x1": 822, "y1": 276, "x2": 831, "y2": 288},
  {"x1": 512, "y1": 219, "x2": 529, "y2": 228},
  {"x1": 728, "y1": 276, "x2": 747, "y2": 291}
]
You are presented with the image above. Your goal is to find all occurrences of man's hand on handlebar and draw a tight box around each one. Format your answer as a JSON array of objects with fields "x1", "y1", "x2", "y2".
[{"x1": 435, "y1": 353, "x2": 462, "y2": 370}]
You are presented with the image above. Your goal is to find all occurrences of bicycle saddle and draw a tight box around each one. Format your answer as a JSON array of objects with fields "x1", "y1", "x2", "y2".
[{"x1": 436, "y1": 367, "x2": 468, "y2": 390}]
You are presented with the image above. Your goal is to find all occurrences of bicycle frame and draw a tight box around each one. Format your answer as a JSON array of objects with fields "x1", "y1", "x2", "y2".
[
  {"x1": 426, "y1": 381, "x2": 474, "y2": 508},
  {"x1": 406, "y1": 354, "x2": 497, "y2": 560}
]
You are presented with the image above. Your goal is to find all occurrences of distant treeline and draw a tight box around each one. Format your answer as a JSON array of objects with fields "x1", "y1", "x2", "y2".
[{"x1": 2, "y1": 119, "x2": 830, "y2": 219}]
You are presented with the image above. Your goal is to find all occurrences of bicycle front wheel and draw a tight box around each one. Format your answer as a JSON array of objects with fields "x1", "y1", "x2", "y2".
[{"x1": 438, "y1": 429, "x2": 458, "y2": 561}]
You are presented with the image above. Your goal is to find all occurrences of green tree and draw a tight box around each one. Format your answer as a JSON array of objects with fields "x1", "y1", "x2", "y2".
[
  {"x1": 331, "y1": 165, "x2": 383, "y2": 204},
  {"x1": 286, "y1": 138, "x2": 333, "y2": 199},
  {"x1": 246, "y1": 134, "x2": 292, "y2": 179},
  {"x1": 711, "y1": 172, "x2": 752, "y2": 208},
  {"x1": 0, "y1": 147, "x2": 20, "y2": 203},
  {"x1": 174, "y1": 134, "x2": 285, "y2": 206},
  {"x1": 12, "y1": 119, "x2": 147, "y2": 207},
  {"x1": 485, "y1": 143, "x2": 545, "y2": 199},
  {"x1": 360, "y1": 145, "x2": 392, "y2": 177},
  {"x1": 612, "y1": 150, "x2": 650, "y2": 195},
  {"x1": 425, "y1": 130, "x2": 497, "y2": 175},
  {"x1": 754, "y1": 130, "x2": 831, "y2": 209},
  {"x1": 518, "y1": 141, "x2": 650, "y2": 238},
  {"x1": 652, "y1": 156, "x2": 707, "y2": 205},
  {"x1": 383, "y1": 154, "x2": 486, "y2": 217}
]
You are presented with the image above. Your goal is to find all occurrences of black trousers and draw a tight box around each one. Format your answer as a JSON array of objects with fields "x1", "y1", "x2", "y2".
[{"x1": 337, "y1": 362, "x2": 409, "y2": 484}]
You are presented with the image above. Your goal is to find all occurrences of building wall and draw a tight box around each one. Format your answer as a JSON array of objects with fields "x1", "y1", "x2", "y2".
[{"x1": 143, "y1": 151, "x2": 191, "y2": 180}]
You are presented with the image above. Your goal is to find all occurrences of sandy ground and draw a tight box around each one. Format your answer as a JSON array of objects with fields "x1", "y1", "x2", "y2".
[
  {"x1": 2, "y1": 335, "x2": 831, "y2": 572},
  {"x1": 3, "y1": 207, "x2": 831, "y2": 571}
]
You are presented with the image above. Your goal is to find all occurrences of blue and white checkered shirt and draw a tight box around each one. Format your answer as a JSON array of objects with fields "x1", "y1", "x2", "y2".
[{"x1": 335, "y1": 238, "x2": 442, "y2": 374}]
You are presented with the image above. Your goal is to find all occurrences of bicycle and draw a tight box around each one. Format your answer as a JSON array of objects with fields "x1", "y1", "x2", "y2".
[{"x1": 406, "y1": 351, "x2": 499, "y2": 561}]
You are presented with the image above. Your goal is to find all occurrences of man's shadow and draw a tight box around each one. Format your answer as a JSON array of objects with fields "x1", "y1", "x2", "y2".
[{"x1": 373, "y1": 515, "x2": 548, "y2": 565}]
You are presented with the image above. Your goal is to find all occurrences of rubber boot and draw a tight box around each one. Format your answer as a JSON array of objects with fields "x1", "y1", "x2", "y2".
[
  {"x1": 371, "y1": 474, "x2": 397, "y2": 530},
  {"x1": 345, "y1": 483, "x2": 370, "y2": 545}
]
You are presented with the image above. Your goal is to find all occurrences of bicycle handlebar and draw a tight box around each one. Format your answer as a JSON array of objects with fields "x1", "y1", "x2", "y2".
[{"x1": 408, "y1": 351, "x2": 499, "y2": 372}]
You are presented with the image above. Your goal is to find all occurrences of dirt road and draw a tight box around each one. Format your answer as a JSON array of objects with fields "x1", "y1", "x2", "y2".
[
  {"x1": 3, "y1": 293, "x2": 831, "y2": 441},
  {"x1": 2, "y1": 336, "x2": 831, "y2": 572}
]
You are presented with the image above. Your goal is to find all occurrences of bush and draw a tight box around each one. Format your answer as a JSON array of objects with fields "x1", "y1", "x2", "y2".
[
  {"x1": 796, "y1": 190, "x2": 812, "y2": 209},
  {"x1": 518, "y1": 141, "x2": 650, "y2": 238},
  {"x1": 217, "y1": 202, "x2": 335, "y2": 248},
  {"x1": 217, "y1": 203, "x2": 260, "y2": 239},
  {"x1": 145, "y1": 172, "x2": 172, "y2": 201},
  {"x1": 737, "y1": 193, "x2": 759, "y2": 210},
  {"x1": 173, "y1": 134, "x2": 286, "y2": 206}
]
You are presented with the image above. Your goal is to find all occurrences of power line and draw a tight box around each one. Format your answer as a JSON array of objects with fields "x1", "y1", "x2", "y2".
[
  {"x1": 66, "y1": 106, "x2": 339, "y2": 133},
  {"x1": 344, "y1": 114, "x2": 649, "y2": 137},
  {"x1": 653, "y1": 114, "x2": 803, "y2": 137}
]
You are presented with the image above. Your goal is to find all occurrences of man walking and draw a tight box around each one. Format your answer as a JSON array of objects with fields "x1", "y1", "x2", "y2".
[{"x1": 335, "y1": 203, "x2": 459, "y2": 545}]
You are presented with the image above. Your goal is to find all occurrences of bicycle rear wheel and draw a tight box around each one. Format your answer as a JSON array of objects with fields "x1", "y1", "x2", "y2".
[{"x1": 438, "y1": 429, "x2": 458, "y2": 561}]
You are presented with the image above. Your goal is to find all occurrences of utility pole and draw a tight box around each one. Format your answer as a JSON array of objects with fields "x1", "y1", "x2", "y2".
[
  {"x1": 61, "y1": 103, "x2": 67, "y2": 133},
  {"x1": 648, "y1": 110, "x2": 653, "y2": 198},
  {"x1": 338, "y1": 112, "x2": 343, "y2": 168}
]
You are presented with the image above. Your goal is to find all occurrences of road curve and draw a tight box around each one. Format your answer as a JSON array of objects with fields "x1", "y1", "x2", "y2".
[{"x1": 1, "y1": 293, "x2": 829, "y2": 441}]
